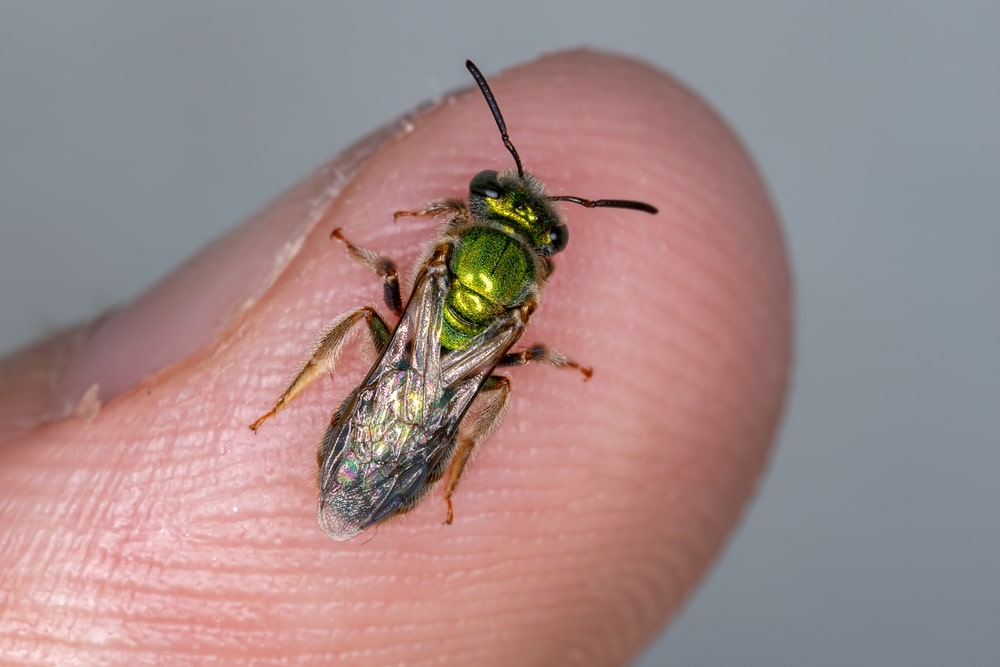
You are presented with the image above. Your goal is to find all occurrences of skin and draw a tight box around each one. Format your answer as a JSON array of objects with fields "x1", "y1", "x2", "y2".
[{"x1": 0, "y1": 51, "x2": 791, "y2": 665}]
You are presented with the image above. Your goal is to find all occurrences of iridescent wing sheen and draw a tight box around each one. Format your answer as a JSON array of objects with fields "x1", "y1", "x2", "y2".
[{"x1": 316, "y1": 254, "x2": 528, "y2": 540}]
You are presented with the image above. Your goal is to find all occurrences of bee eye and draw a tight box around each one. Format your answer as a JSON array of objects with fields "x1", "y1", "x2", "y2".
[
  {"x1": 548, "y1": 224, "x2": 569, "y2": 253},
  {"x1": 470, "y1": 170, "x2": 502, "y2": 199}
]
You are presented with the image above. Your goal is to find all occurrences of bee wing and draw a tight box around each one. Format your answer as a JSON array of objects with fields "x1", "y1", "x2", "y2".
[
  {"x1": 317, "y1": 253, "x2": 529, "y2": 540},
  {"x1": 318, "y1": 256, "x2": 526, "y2": 540}
]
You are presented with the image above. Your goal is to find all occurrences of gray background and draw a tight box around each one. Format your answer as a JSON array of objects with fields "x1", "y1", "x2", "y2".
[{"x1": 2, "y1": 2, "x2": 997, "y2": 665}]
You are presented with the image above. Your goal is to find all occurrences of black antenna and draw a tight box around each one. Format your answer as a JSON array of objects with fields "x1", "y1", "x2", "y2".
[
  {"x1": 466, "y1": 60, "x2": 524, "y2": 178},
  {"x1": 467, "y1": 60, "x2": 657, "y2": 215},
  {"x1": 549, "y1": 195, "x2": 658, "y2": 215}
]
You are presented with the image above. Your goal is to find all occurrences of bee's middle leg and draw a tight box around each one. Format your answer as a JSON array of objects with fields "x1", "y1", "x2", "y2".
[
  {"x1": 330, "y1": 228, "x2": 404, "y2": 315},
  {"x1": 499, "y1": 343, "x2": 592, "y2": 380}
]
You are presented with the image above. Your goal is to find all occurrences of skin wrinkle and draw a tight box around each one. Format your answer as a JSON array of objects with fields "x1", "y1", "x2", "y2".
[{"x1": 0, "y1": 51, "x2": 789, "y2": 665}]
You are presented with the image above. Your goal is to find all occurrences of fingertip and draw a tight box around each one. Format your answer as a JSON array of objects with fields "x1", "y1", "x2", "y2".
[{"x1": 0, "y1": 51, "x2": 791, "y2": 665}]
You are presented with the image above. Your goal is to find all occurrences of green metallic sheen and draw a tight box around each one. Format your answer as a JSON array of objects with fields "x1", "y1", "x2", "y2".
[
  {"x1": 475, "y1": 181, "x2": 560, "y2": 249},
  {"x1": 442, "y1": 226, "x2": 535, "y2": 351}
]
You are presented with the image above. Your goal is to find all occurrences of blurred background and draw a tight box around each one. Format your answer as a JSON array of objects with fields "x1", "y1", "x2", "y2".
[{"x1": 1, "y1": 2, "x2": 997, "y2": 665}]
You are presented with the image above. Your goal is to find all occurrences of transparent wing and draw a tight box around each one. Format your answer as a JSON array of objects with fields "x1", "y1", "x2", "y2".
[{"x1": 316, "y1": 252, "x2": 528, "y2": 540}]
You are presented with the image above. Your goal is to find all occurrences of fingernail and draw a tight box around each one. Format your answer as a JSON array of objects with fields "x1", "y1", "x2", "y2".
[{"x1": 54, "y1": 124, "x2": 399, "y2": 415}]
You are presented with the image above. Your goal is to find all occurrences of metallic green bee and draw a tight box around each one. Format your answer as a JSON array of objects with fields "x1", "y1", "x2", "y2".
[{"x1": 251, "y1": 60, "x2": 657, "y2": 540}]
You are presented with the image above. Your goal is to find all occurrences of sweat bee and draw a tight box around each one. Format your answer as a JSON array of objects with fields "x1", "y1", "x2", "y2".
[{"x1": 250, "y1": 60, "x2": 657, "y2": 541}]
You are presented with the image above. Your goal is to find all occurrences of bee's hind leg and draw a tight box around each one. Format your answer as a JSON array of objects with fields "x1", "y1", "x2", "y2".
[
  {"x1": 441, "y1": 375, "x2": 512, "y2": 525},
  {"x1": 249, "y1": 306, "x2": 391, "y2": 432}
]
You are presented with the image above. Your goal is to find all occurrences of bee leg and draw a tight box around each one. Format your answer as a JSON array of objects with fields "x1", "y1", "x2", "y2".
[
  {"x1": 330, "y1": 228, "x2": 404, "y2": 315},
  {"x1": 392, "y1": 198, "x2": 468, "y2": 223},
  {"x1": 498, "y1": 343, "x2": 592, "y2": 380},
  {"x1": 442, "y1": 375, "x2": 512, "y2": 524},
  {"x1": 249, "y1": 306, "x2": 390, "y2": 431}
]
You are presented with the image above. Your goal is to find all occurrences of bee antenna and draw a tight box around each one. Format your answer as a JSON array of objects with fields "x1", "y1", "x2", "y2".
[
  {"x1": 466, "y1": 60, "x2": 524, "y2": 178},
  {"x1": 548, "y1": 195, "x2": 658, "y2": 215}
]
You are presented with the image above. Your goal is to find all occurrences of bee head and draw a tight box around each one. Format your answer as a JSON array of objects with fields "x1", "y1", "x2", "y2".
[{"x1": 469, "y1": 169, "x2": 569, "y2": 256}]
